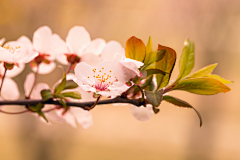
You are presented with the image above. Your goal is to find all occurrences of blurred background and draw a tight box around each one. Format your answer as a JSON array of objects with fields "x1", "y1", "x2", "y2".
[{"x1": 0, "y1": 0, "x2": 240, "y2": 159}]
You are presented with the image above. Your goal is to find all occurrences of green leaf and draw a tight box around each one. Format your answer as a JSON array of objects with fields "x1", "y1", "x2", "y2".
[
  {"x1": 58, "y1": 98, "x2": 67, "y2": 108},
  {"x1": 146, "y1": 69, "x2": 167, "y2": 77},
  {"x1": 144, "y1": 36, "x2": 152, "y2": 64},
  {"x1": 175, "y1": 39, "x2": 195, "y2": 82},
  {"x1": 37, "y1": 110, "x2": 49, "y2": 122},
  {"x1": 62, "y1": 91, "x2": 82, "y2": 99},
  {"x1": 155, "y1": 44, "x2": 176, "y2": 89},
  {"x1": 186, "y1": 63, "x2": 218, "y2": 79},
  {"x1": 144, "y1": 89, "x2": 163, "y2": 107},
  {"x1": 207, "y1": 74, "x2": 233, "y2": 84},
  {"x1": 140, "y1": 76, "x2": 153, "y2": 89},
  {"x1": 29, "y1": 103, "x2": 49, "y2": 122},
  {"x1": 54, "y1": 71, "x2": 66, "y2": 94},
  {"x1": 41, "y1": 89, "x2": 53, "y2": 101},
  {"x1": 163, "y1": 95, "x2": 202, "y2": 127},
  {"x1": 126, "y1": 36, "x2": 146, "y2": 62},
  {"x1": 169, "y1": 77, "x2": 231, "y2": 95},
  {"x1": 144, "y1": 50, "x2": 166, "y2": 66},
  {"x1": 152, "y1": 106, "x2": 160, "y2": 114},
  {"x1": 64, "y1": 80, "x2": 79, "y2": 90}
]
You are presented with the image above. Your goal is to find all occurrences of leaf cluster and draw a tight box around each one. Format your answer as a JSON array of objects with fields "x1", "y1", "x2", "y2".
[
  {"x1": 30, "y1": 70, "x2": 81, "y2": 122},
  {"x1": 125, "y1": 36, "x2": 232, "y2": 127}
]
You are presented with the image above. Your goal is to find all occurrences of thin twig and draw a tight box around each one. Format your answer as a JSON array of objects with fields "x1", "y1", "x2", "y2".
[
  {"x1": 0, "y1": 68, "x2": 7, "y2": 95},
  {"x1": 0, "y1": 109, "x2": 28, "y2": 114},
  {"x1": 66, "y1": 63, "x2": 73, "y2": 74},
  {"x1": 85, "y1": 95, "x2": 101, "y2": 110},
  {"x1": 26, "y1": 65, "x2": 39, "y2": 98}
]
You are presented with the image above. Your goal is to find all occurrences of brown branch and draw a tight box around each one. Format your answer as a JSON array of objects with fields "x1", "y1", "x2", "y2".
[{"x1": 0, "y1": 96, "x2": 146, "y2": 110}]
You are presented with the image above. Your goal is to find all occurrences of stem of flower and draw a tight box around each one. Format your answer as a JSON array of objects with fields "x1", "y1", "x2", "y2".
[
  {"x1": 26, "y1": 65, "x2": 39, "y2": 99},
  {"x1": 135, "y1": 85, "x2": 145, "y2": 102},
  {"x1": 66, "y1": 63, "x2": 73, "y2": 74},
  {"x1": 0, "y1": 67, "x2": 7, "y2": 96},
  {"x1": 85, "y1": 95, "x2": 101, "y2": 110}
]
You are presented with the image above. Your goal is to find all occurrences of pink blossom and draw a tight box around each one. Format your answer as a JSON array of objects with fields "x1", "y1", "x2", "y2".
[{"x1": 74, "y1": 61, "x2": 129, "y2": 97}]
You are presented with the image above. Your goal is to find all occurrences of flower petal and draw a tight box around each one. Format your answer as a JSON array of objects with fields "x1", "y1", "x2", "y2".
[
  {"x1": 113, "y1": 60, "x2": 137, "y2": 83},
  {"x1": 24, "y1": 73, "x2": 35, "y2": 97},
  {"x1": 4, "y1": 63, "x2": 25, "y2": 78},
  {"x1": 80, "y1": 52, "x2": 102, "y2": 67},
  {"x1": 100, "y1": 41, "x2": 123, "y2": 61},
  {"x1": 74, "y1": 62, "x2": 94, "y2": 80},
  {"x1": 33, "y1": 26, "x2": 52, "y2": 53},
  {"x1": 66, "y1": 26, "x2": 91, "y2": 53},
  {"x1": 32, "y1": 62, "x2": 56, "y2": 74},
  {"x1": 70, "y1": 108, "x2": 93, "y2": 129},
  {"x1": 50, "y1": 34, "x2": 69, "y2": 62},
  {"x1": 1, "y1": 77, "x2": 20, "y2": 100},
  {"x1": 130, "y1": 104, "x2": 154, "y2": 121},
  {"x1": 32, "y1": 83, "x2": 50, "y2": 99},
  {"x1": 0, "y1": 38, "x2": 5, "y2": 46},
  {"x1": 84, "y1": 38, "x2": 106, "y2": 56},
  {"x1": 73, "y1": 79, "x2": 96, "y2": 93},
  {"x1": 0, "y1": 47, "x2": 14, "y2": 62},
  {"x1": 56, "y1": 109, "x2": 77, "y2": 128}
]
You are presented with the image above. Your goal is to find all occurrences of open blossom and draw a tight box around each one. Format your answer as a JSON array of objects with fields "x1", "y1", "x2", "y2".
[
  {"x1": 74, "y1": 61, "x2": 129, "y2": 97},
  {"x1": 23, "y1": 26, "x2": 60, "y2": 74},
  {"x1": 52, "y1": 26, "x2": 124, "y2": 69},
  {"x1": 51, "y1": 26, "x2": 102, "y2": 67},
  {"x1": 0, "y1": 37, "x2": 38, "y2": 77}
]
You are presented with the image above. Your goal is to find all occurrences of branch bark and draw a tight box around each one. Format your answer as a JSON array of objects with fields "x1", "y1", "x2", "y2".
[{"x1": 0, "y1": 96, "x2": 145, "y2": 110}]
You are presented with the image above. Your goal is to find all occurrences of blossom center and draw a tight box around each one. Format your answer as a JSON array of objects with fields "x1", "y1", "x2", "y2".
[
  {"x1": 2, "y1": 44, "x2": 21, "y2": 54},
  {"x1": 88, "y1": 67, "x2": 117, "y2": 91}
]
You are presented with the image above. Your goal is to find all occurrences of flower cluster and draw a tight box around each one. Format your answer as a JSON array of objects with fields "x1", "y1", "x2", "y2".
[{"x1": 0, "y1": 26, "x2": 231, "y2": 128}]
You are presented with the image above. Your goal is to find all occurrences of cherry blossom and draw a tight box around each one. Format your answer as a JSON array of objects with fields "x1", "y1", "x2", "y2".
[
  {"x1": 51, "y1": 26, "x2": 103, "y2": 67},
  {"x1": 0, "y1": 36, "x2": 38, "y2": 77},
  {"x1": 52, "y1": 26, "x2": 125, "y2": 70},
  {"x1": 27, "y1": 26, "x2": 58, "y2": 74},
  {"x1": 74, "y1": 61, "x2": 129, "y2": 97}
]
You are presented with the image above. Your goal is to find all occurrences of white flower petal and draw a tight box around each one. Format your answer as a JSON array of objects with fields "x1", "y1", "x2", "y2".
[
  {"x1": 32, "y1": 62, "x2": 56, "y2": 74},
  {"x1": 76, "y1": 86, "x2": 95, "y2": 102},
  {"x1": 17, "y1": 36, "x2": 32, "y2": 49},
  {"x1": 113, "y1": 60, "x2": 137, "y2": 83},
  {"x1": 80, "y1": 53, "x2": 102, "y2": 67},
  {"x1": 0, "y1": 47, "x2": 14, "y2": 62},
  {"x1": 130, "y1": 104, "x2": 154, "y2": 121},
  {"x1": 108, "y1": 81, "x2": 129, "y2": 93},
  {"x1": 74, "y1": 79, "x2": 96, "y2": 93},
  {"x1": 31, "y1": 83, "x2": 50, "y2": 99},
  {"x1": 1, "y1": 77, "x2": 19, "y2": 100},
  {"x1": 33, "y1": 26, "x2": 52, "y2": 53},
  {"x1": 0, "y1": 38, "x2": 5, "y2": 45},
  {"x1": 84, "y1": 38, "x2": 106, "y2": 56},
  {"x1": 66, "y1": 26, "x2": 91, "y2": 53},
  {"x1": 56, "y1": 54, "x2": 68, "y2": 65},
  {"x1": 70, "y1": 108, "x2": 93, "y2": 129},
  {"x1": 56, "y1": 109, "x2": 77, "y2": 128},
  {"x1": 74, "y1": 62, "x2": 94, "y2": 80},
  {"x1": 44, "y1": 108, "x2": 66, "y2": 123},
  {"x1": 24, "y1": 73, "x2": 35, "y2": 97},
  {"x1": 50, "y1": 34, "x2": 69, "y2": 61},
  {"x1": 100, "y1": 41, "x2": 123, "y2": 61}
]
